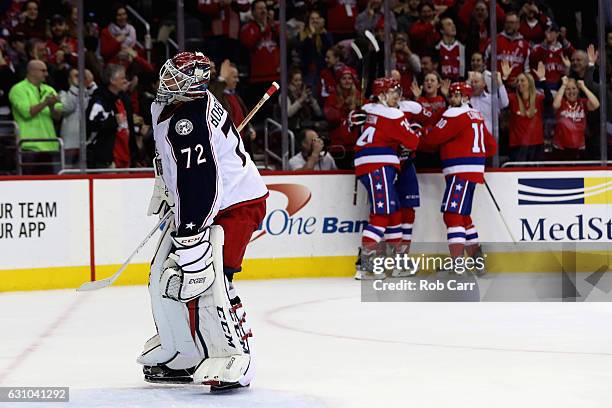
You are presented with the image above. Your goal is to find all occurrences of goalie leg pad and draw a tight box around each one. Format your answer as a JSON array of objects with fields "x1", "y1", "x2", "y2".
[
  {"x1": 137, "y1": 219, "x2": 201, "y2": 368},
  {"x1": 192, "y1": 226, "x2": 255, "y2": 387}
]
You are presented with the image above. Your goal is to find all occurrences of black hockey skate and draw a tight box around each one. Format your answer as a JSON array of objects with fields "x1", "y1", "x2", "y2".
[
  {"x1": 354, "y1": 246, "x2": 385, "y2": 280},
  {"x1": 143, "y1": 364, "x2": 195, "y2": 384},
  {"x1": 209, "y1": 381, "x2": 250, "y2": 393}
]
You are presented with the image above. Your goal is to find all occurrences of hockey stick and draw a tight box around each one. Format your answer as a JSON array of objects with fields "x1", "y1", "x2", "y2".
[
  {"x1": 76, "y1": 211, "x2": 172, "y2": 292},
  {"x1": 364, "y1": 30, "x2": 380, "y2": 53},
  {"x1": 350, "y1": 40, "x2": 363, "y2": 61},
  {"x1": 484, "y1": 180, "x2": 517, "y2": 243},
  {"x1": 350, "y1": 41, "x2": 366, "y2": 206},
  {"x1": 236, "y1": 82, "x2": 280, "y2": 133},
  {"x1": 350, "y1": 37, "x2": 378, "y2": 205}
]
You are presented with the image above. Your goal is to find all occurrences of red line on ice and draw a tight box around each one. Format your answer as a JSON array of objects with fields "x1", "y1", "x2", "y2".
[{"x1": 0, "y1": 294, "x2": 86, "y2": 384}]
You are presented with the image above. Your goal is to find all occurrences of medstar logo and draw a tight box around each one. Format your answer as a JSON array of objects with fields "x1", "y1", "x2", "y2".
[{"x1": 518, "y1": 178, "x2": 612, "y2": 205}]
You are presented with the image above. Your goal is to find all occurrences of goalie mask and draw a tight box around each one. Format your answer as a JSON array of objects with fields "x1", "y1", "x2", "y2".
[
  {"x1": 156, "y1": 51, "x2": 212, "y2": 104},
  {"x1": 371, "y1": 77, "x2": 402, "y2": 107}
]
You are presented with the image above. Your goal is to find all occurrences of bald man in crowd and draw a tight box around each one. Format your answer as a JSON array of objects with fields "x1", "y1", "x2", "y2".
[{"x1": 9, "y1": 60, "x2": 63, "y2": 173}]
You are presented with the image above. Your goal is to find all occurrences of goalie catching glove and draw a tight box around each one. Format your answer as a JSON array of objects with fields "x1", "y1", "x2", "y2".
[{"x1": 160, "y1": 228, "x2": 215, "y2": 302}]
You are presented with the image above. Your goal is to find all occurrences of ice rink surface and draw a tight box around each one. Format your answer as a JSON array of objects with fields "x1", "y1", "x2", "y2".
[{"x1": 1, "y1": 277, "x2": 611, "y2": 408}]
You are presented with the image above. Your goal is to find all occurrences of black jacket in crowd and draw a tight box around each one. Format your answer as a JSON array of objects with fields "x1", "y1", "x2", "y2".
[{"x1": 85, "y1": 87, "x2": 135, "y2": 168}]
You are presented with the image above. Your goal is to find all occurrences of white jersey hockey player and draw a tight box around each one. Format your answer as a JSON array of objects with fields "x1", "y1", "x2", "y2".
[{"x1": 139, "y1": 51, "x2": 268, "y2": 391}]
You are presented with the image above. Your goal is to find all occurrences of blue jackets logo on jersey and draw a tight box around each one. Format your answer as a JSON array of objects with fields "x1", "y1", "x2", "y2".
[{"x1": 175, "y1": 119, "x2": 193, "y2": 135}]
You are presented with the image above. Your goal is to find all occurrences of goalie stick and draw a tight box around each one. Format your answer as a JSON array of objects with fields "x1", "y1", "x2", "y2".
[
  {"x1": 237, "y1": 82, "x2": 279, "y2": 132},
  {"x1": 77, "y1": 211, "x2": 172, "y2": 291},
  {"x1": 77, "y1": 83, "x2": 280, "y2": 292}
]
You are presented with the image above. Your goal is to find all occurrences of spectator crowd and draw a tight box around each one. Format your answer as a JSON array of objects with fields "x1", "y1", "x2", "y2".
[{"x1": 0, "y1": 0, "x2": 610, "y2": 174}]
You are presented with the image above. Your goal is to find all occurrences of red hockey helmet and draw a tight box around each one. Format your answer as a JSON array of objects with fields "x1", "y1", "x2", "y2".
[
  {"x1": 449, "y1": 82, "x2": 473, "y2": 98},
  {"x1": 371, "y1": 77, "x2": 401, "y2": 99},
  {"x1": 156, "y1": 51, "x2": 212, "y2": 103}
]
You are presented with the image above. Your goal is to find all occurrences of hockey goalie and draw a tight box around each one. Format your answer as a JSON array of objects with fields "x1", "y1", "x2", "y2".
[{"x1": 137, "y1": 52, "x2": 268, "y2": 391}]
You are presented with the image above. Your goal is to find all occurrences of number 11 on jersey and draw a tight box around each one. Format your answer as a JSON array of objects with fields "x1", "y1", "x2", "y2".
[{"x1": 471, "y1": 123, "x2": 486, "y2": 154}]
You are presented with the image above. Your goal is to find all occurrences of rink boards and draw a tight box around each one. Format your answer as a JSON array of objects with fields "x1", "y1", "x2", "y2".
[{"x1": 0, "y1": 168, "x2": 610, "y2": 291}]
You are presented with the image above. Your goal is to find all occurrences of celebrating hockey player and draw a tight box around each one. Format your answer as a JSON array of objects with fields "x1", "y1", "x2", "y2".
[
  {"x1": 354, "y1": 77, "x2": 420, "y2": 279},
  {"x1": 393, "y1": 98, "x2": 431, "y2": 276},
  {"x1": 139, "y1": 52, "x2": 268, "y2": 390},
  {"x1": 422, "y1": 82, "x2": 496, "y2": 275}
]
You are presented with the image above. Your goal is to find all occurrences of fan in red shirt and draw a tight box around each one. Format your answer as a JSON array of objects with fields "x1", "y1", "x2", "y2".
[
  {"x1": 46, "y1": 15, "x2": 77, "y2": 67},
  {"x1": 14, "y1": 0, "x2": 46, "y2": 40},
  {"x1": 239, "y1": 0, "x2": 280, "y2": 111},
  {"x1": 239, "y1": 1, "x2": 280, "y2": 84},
  {"x1": 319, "y1": 46, "x2": 344, "y2": 100},
  {"x1": 433, "y1": 0, "x2": 456, "y2": 14},
  {"x1": 552, "y1": 76, "x2": 600, "y2": 159},
  {"x1": 324, "y1": 0, "x2": 364, "y2": 40},
  {"x1": 197, "y1": 0, "x2": 250, "y2": 63},
  {"x1": 99, "y1": 5, "x2": 139, "y2": 64},
  {"x1": 484, "y1": 12, "x2": 530, "y2": 86},
  {"x1": 435, "y1": 17, "x2": 466, "y2": 81},
  {"x1": 324, "y1": 66, "x2": 361, "y2": 169},
  {"x1": 409, "y1": 2, "x2": 441, "y2": 57},
  {"x1": 507, "y1": 71, "x2": 549, "y2": 161},
  {"x1": 392, "y1": 33, "x2": 421, "y2": 95},
  {"x1": 529, "y1": 23, "x2": 575, "y2": 89},
  {"x1": 422, "y1": 82, "x2": 496, "y2": 274},
  {"x1": 412, "y1": 72, "x2": 449, "y2": 129},
  {"x1": 518, "y1": 2, "x2": 550, "y2": 45}
]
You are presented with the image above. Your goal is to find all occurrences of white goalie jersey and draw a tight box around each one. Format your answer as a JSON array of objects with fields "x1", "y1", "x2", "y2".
[{"x1": 151, "y1": 90, "x2": 268, "y2": 237}]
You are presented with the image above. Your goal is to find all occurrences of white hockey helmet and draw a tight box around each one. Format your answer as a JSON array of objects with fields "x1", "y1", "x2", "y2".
[{"x1": 155, "y1": 51, "x2": 212, "y2": 104}]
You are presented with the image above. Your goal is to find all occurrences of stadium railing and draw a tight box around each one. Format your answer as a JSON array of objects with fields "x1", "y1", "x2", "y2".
[
  {"x1": 501, "y1": 161, "x2": 612, "y2": 168},
  {"x1": 264, "y1": 118, "x2": 295, "y2": 170},
  {"x1": 58, "y1": 167, "x2": 154, "y2": 175},
  {"x1": 17, "y1": 138, "x2": 65, "y2": 175},
  {"x1": 125, "y1": 5, "x2": 153, "y2": 63},
  {"x1": 0, "y1": 120, "x2": 18, "y2": 174}
]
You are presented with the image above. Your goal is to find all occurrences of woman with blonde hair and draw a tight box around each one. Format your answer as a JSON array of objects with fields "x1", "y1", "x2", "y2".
[
  {"x1": 551, "y1": 76, "x2": 600, "y2": 159},
  {"x1": 507, "y1": 68, "x2": 548, "y2": 161}
]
